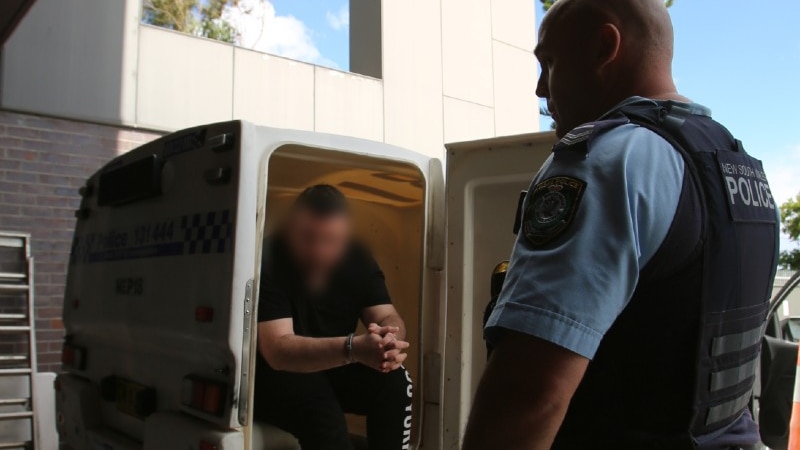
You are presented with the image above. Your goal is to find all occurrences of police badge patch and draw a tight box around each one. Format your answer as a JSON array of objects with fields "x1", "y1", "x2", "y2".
[{"x1": 523, "y1": 176, "x2": 587, "y2": 246}]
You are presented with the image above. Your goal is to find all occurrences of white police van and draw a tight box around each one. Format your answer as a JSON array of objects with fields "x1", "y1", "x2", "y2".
[
  {"x1": 55, "y1": 121, "x2": 556, "y2": 450},
  {"x1": 55, "y1": 121, "x2": 797, "y2": 450}
]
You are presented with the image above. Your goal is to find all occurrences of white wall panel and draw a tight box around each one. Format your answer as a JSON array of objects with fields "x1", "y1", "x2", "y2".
[
  {"x1": 233, "y1": 49, "x2": 314, "y2": 130},
  {"x1": 381, "y1": 0, "x2": 445, "y2": 158},
  {"x1": 313, "y1": 67, "x2": 383, "y2": 142},
  {"x1": 491, "y1": 0, "x2": 537, "y2": 52},
  {"x1": 443, "y1": 97, "x2": 495, "y2": 143},
  {"x1": 1, "y1": 0, "x2": 132, "y2": 124},
  {"x1": 441, "y1": 0, "x2": 494, "y2": 107},
  {"x1": 2, "y1": 0, "x2": 540, "y2": 145},
  {"x1": 492, "y1": 41, "x2": 539, "y2": 137},
  {"x1": 137, "y1": 26, "x2": 233, "y2": 131}
]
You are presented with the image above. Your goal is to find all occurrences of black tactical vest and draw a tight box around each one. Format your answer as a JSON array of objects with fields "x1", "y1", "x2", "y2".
[{"x1": 552, "y1": 102, "x2": 780, "y2": 449}]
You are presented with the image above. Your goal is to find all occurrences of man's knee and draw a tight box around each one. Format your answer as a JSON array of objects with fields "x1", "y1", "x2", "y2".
[{"x1": 384, "y1": 366, "x2": 413, "y2": 403}]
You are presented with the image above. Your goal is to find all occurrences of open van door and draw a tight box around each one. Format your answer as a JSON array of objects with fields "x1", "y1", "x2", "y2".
[
  {"x1": 58, "y1": 121, "x2": 443, "y2": 450},
  {"x1": 441, "y1": 132, "x2": 557, "y2": 449},
  {"x1": 759, "y1": 271, "x2": 800, "y2": 449}
]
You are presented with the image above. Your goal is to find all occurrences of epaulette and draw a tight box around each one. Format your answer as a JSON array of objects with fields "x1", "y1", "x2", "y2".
[{"x1": 553, "y1": 118, "x2": 629, "y2": 161}]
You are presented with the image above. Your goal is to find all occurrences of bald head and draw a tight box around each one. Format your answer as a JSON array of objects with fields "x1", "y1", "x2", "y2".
[
  {"x1": 536, "y1": 0, "x2": 683, "y2": 137},
  {"x1": 547, "y1": 0, "x2": 674, "y2": 66}
]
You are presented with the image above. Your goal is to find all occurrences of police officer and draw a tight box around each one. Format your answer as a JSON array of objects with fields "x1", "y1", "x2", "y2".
[{"x1": 462, "y1": 0, "x2": 779, "y2": 449}]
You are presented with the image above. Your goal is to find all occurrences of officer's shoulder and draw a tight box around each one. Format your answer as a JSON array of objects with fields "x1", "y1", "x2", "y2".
[{"x1": 554, "y1": 118, "x2": 671, "y2": 162}]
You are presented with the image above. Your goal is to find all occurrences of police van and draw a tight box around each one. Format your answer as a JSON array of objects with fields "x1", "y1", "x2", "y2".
[{"x1": 56, "y1": 121, "x2": 798, "y2": 450}]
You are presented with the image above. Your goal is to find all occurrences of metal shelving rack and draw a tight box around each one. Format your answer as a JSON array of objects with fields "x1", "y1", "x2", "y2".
[{"x1": 0, "y1": 232, "x2": 36, "y2": 450}]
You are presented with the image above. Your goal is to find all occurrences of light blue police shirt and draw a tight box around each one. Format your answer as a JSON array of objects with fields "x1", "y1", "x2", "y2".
[{"x1": 485, "y1": 97, "x2": 702, "y2": 359}]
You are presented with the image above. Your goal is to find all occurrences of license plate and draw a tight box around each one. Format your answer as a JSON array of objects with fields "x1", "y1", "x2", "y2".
[{"x1": 115, "y1": 378, "x2": 155, "y2": 418}]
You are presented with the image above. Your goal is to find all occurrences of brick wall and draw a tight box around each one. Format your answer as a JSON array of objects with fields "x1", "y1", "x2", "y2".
[{"x1": 0, "y1": 110, "x2": 161, "y2": 372}]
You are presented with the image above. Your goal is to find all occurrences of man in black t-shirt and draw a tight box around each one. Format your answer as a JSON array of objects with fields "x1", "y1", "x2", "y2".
[{"x1": 255, "y1": 185, "x2": 413, "y2": 450}]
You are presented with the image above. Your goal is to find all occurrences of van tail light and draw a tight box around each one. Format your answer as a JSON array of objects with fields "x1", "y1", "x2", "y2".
[
  {"x1": 182, "y1": 376, "x2": 226, "y2": 416},
  {"x1": 199, "y1": 441, "x2": 218, "y2": 450},
  {"x1": 195, "y1": 306, "x2": 215, "y2": 322},
  {"x1": 62, "y1": 342, "x2": 86, "y2": 370}
]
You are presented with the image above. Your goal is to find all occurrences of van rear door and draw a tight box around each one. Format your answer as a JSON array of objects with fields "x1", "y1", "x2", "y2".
[
  {"x1": 441, "y1": 131, "x2": 556, "y2": 450},
  {"x1": 60, "y1": 121, "x2": 255, "y2": 449}
]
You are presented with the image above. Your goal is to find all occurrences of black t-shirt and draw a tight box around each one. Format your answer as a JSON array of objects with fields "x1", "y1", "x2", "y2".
[{"x1": 257, "y1": 235, "x2": 392, "y2": 338}]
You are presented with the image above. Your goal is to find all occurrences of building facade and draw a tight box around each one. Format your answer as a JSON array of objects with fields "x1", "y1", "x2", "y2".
[{"x1": 0, "y1": 0, "x2": 540, "y2": 371}]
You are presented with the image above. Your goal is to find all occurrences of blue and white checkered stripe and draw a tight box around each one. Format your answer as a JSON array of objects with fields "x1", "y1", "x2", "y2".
[{"x1": 181, "y1": 209, "x2": 233, "y2": 255}]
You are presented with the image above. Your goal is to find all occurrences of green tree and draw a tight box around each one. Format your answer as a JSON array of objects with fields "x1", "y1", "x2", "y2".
[
  {"x1": 541, "y1": 0, "x2": 674, "y2": 11},
  {"x1": 142, "y1": 0, "x2": 241, "y2": 44},
  {"x1": 780, "y1": 194, "x2": 800, "y2": 270}
]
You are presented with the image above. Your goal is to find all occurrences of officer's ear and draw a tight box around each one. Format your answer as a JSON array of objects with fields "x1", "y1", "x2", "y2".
[{"x1": 595, "y1": 23, "x2": 621, "y2": 70}]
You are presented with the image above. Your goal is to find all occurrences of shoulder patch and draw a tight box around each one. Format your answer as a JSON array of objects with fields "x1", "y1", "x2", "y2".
[
  {"x1": 560, "y1": 124, "x2": 596, "y2": 146},
  {"x1": 553, "y1": 118, "x2": 630, "y2": 161},
  {"x1": 523, "y1": 176, "x2": 587, "y2": 246}
]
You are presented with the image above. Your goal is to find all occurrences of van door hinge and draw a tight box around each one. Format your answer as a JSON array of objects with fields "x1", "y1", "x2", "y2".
[{"x1": 238, "y1": 279, "x2": 254, "y2": 426}]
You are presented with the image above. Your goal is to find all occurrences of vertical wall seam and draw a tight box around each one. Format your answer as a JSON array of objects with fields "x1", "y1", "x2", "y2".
[
  {"x1": 438, "y1": 0, "x2": 447, "y2": 151},
  {"x1": 231, "y1": 46, "x2": 236, "y2": 120},
  {"x1": 312, "y1": 65, "x2": 316, "y2": 131},
  {"x1": 380, "y1": 0, "x2": 386, "y2": 143},
  {"x1": 134, "y1": 23, "x2": 142, "y2": 127},
  {"x1": 488, "y1": 0, "x2": 497, "y2": 137}
]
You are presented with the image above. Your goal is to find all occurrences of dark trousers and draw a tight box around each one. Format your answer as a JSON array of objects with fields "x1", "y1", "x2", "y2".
[{"x1": 254, "y1": 364, "x2": 413, "y2": 450}]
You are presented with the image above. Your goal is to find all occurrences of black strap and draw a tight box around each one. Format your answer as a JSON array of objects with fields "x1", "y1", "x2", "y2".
[{"x1": 617, "y1": 104, "x2": 709, "y2": 244}]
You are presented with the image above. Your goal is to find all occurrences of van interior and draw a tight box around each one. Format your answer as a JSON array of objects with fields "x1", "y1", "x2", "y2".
[{"x1": 257, "y1": 144, "x2": 427, "y2": 446}]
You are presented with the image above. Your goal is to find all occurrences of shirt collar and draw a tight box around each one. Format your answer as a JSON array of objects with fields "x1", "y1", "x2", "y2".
[{"x1": 599, "y1": 96, "x2": 712, "y2": 120}]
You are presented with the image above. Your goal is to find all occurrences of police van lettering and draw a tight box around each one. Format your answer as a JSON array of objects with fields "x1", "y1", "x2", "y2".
[
  {"x1": 716, "y1": 151, "x2": 777, "y2": 223},
  {"x1": 115, "y1": 277, "x2": 144, "y2": 295},
  {"x1": 71, "y1": 209, "x2": 233, "y2": 264},
  {"x1": 133, "y1": 220, "x2": 174, "y2": 246}
]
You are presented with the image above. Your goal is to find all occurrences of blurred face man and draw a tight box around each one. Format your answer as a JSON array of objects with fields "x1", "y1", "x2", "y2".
[
  {"x1": 285, "y1": 186, "x2": 351, "y2": 278},
  {"x1": 536, "y1": 0, "x2": 683, "y2": 137},
  {"x1": 257, "y1": 185, "x2": 412, "y2": 449}
]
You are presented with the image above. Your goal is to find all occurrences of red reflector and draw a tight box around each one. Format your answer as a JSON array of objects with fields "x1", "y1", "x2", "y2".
[
  {"x1": 199, "y1": 441, "x2": 217, "y2": 450},
  {"x1": 182, "y1": 376, "x2": 227, "y2": 416},
  {"x1": 61, "y1": 346, "x2": 75, "y2": 366},
  {"x1": 62, "y1": 343, "x2": 86, "y2": 370},
  {"x1": 191, "y1": 380, "x2": 205, "y2": 409},
  {"x1": 202, "y1": 383, "x2": 222, "y2": 414},
  {"x1": 195, "y1": 307, "x2": 214, "y2": 322}
]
